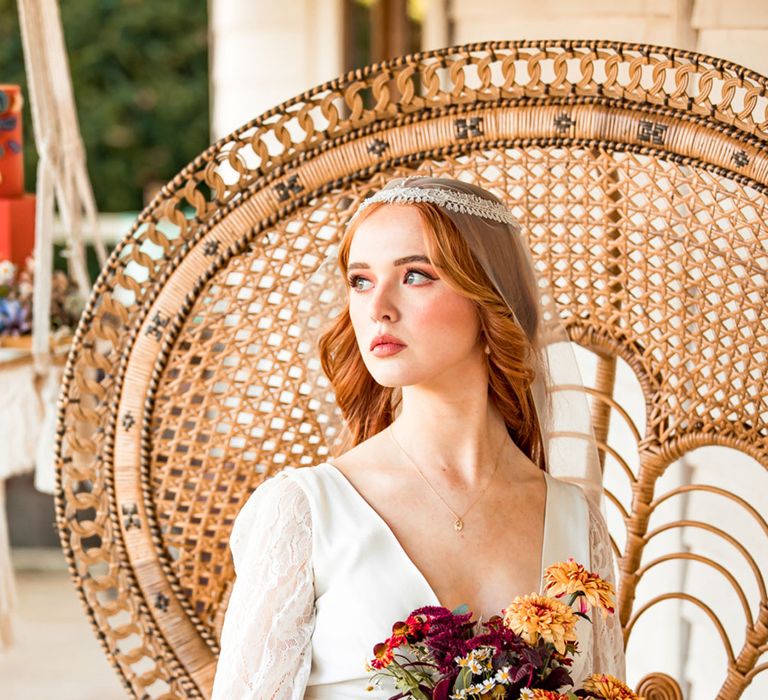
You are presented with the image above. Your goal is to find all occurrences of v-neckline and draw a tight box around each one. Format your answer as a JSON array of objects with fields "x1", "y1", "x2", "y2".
[{"x1": 321, "y1": 460, "x2": 551, "y2": 611}]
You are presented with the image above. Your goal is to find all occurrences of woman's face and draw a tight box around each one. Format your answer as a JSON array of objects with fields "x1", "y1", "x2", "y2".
[{"x1": 346, "y1": 203, "x2": 483, "y2": 388}]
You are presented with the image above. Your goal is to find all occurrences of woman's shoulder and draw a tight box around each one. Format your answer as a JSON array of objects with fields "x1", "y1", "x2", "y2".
[
  {"x1": 322, "y1": 429, "x2": 398, "y2": 478},
  {"x1": 234, "y1": 464, "x2": 333, "y2": 528},
  {"x1": 242, "y1": 463, "x2": 331, "y2": 502},
  {"x1": 236, "y1": 468, "x2": 300, "y2": 519},
  {"x1": 228, "y1": 467, "x2": 319, "y2": 567}
]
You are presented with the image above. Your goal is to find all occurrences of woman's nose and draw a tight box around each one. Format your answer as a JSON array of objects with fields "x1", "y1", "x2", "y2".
[{"x1": 368, "y1": 283, "x2": 399, "y2": 323}]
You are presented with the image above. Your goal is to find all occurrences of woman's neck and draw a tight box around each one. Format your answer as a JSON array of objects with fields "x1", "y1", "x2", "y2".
[{"x1": 392, "y1": 385, "x2": 515, "y2": 489}]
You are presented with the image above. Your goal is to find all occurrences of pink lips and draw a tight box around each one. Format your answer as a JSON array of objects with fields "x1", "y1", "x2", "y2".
[
  {"x1": 372, "y1": 343, "x2": 406, "y2": 356},
  {"x1": 370, "y1": 333, "x2": 407, "y2": 356}
]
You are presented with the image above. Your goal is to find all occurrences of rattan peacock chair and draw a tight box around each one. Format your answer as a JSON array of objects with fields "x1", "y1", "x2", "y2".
[{"x1": 55, "y1": 40, "x2": 768, "y2": 699}]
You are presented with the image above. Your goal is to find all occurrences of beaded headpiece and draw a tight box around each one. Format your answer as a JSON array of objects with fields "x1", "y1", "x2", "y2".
[{"x1": 346, "y1": 181, "x2": 519, "y2": 226}]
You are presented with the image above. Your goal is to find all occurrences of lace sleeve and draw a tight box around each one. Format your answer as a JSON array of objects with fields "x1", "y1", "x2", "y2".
[
  {"x1": 585, "y1": 494, "x2": 627, "y2": 680},
  {"x1": 211, "y1": 470, "x2": 316, "y2": 700}
]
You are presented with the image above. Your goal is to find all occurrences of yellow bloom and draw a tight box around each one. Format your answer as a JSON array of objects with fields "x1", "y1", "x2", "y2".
[
  {"x1": 544, "y1": 558, "x2": 616, "y2": 617},
  {"x1": 501, "y1": 593, "x2": 578, "y2": 654},
  {"x1": 527, "y1": 690, "x2": 570, "y2": 699},
  {"x1": 582, "y1": 673, "x2": 645, "y2": 700}
]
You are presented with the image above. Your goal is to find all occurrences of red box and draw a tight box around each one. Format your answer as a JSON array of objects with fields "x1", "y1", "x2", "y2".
[
  {"x1": 0, "y1": 85, "x2": 24, "y2": 199},
  {"x1": 0, "y1": 194, "x2": 35, "y2": 267}
]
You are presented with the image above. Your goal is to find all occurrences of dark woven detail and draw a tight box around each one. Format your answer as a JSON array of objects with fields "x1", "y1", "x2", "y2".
[
  {"x1": 155, "y1": 592, "x2": 170, "y2": 612},
  {"x1": 203, "y1": 239, "x2": 219, "y2": 256},
  {"x1": 368, "y1": 138, "x2": 389, "y2": 155},
  {"x1": 122, "y1": 504, "x2": 141, "y2": 530},
  {"x1": 638, "y1": 119, "x2": 668, "y2": 146},
  {"x1": 455, "y1": 117, "x2": 483, "y2": 139},
  {"x1": 554, "y1": 113, "x2": 576, "y2": 132},
  {"x1": 145, "y1": 312, "x2": 169, "y2": 341},
  {"x1": 121, "y1": 412, "x2": 136, "y2": 431},
  {"x1": 274, "y1": 174, "x2": 304, "y2": 201},
  {"x1": 733, "y1": 149, "x2": 750, "y2": 167}
]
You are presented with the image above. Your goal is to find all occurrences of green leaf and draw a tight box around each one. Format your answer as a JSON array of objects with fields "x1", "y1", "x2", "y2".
[
  {"x1": 410, "y1": 689, "x2": 431, "y2": 700},
  {"x1": 454, "y1": 667, "x2": 472, "y2": 691}
]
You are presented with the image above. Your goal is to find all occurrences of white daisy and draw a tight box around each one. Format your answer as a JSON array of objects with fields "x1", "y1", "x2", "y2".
[
  {"x1": 481, "y1": 678, "x2": 497, "y2": 691},
  {"x1": 0, "y1": 260, "x2": 16, "y2": 286}
]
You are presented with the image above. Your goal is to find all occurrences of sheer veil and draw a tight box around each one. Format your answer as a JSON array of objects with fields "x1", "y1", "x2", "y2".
[{"x1": 297, "y1": 175, "x2": 607, "y2": 517}]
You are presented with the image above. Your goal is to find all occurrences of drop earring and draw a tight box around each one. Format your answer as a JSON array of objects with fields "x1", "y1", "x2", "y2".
[{"x1": 484, "y1": 344, "x2": 490, "y2": 355}]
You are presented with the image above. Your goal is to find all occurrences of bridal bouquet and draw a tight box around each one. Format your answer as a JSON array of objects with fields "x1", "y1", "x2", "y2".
[{"x1": 365, "y1": 559, "x2": 642, "y2": 700}]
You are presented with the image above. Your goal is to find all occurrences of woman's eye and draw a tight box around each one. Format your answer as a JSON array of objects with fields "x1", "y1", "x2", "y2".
[
  {"x1": 348, "y1": 275, "x2": 372, "y2": 291},
  {"x1": 404, "y1": 269, "x2": 433, "y2": 285},
  {"x1": 347, "y1": 270, "x2": 435, "y2": 292}
]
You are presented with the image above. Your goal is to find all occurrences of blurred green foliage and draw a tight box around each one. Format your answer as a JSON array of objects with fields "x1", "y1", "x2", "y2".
[{"x1": 0, "y1": 0, "x2": 209, "y2": 212}]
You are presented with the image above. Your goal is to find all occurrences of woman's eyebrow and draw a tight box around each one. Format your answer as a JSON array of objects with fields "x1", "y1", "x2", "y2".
[{"x1": 347, "y1": 254, "x2": 432, "y2": 270}]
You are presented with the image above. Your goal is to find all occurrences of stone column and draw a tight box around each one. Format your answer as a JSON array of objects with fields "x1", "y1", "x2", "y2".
[
  {"x1": 209, "y1": 0, "x2": 344, "y2": 141},
  {"x1": 449, "y1": 0, "x2": 692, "y2": 46}
]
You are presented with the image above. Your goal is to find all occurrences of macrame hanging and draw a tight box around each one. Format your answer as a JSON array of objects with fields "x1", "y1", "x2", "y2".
[
  {"x1": 16, "y1": 0, "x2": 106, "y2": 374},
  {"x1": 0, "y1": 0, "x2": 106, "y2": 650}
]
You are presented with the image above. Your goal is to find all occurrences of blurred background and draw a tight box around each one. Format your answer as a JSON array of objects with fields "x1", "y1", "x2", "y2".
[{"x1": 0, "y1": 1, "x2": 766, "y2": 698}]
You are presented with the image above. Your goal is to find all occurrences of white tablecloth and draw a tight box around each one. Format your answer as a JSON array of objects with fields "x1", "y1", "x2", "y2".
[{"x1": 0, "y1": 354, "x2": 65, "y2": 650}]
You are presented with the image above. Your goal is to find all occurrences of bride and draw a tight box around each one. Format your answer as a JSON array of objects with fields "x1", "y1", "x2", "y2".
[{"x1": 211, "y1": 176, "x2": 626, "y2": 699}]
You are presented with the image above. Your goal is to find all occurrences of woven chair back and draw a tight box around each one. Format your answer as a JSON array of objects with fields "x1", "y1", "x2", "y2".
[{"x1": 56, "y1": 41, "x2": 768, "y2": 699}]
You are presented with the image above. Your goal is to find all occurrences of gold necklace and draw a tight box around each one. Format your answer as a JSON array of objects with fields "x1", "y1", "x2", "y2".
[{"x1": 387, "y1": 424, "x2": 507, "y2": 532}]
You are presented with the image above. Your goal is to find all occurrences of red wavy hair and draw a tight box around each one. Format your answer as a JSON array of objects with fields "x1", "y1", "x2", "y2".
[{"x1": 318, "y1": 200, "x2": 546, "y2": 470}]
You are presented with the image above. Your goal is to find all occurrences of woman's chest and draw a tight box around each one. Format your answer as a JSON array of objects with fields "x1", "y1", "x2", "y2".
[
  {"x1": 306, "y1": 465, "x2": 592, "y2": 686},
  {"x1": 388, "y1": 495, "x2": 546, "y2": 614}
]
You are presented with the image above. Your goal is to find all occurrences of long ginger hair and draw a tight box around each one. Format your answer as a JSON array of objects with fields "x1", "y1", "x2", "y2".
[{"x1": 318, "y1": 197, "x2": 547, "y2": 471}]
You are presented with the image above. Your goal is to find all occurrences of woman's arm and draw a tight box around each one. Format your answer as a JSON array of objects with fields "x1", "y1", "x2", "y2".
[{"x1": 211, "y1": 471, "x2": 315, "y2": 700}]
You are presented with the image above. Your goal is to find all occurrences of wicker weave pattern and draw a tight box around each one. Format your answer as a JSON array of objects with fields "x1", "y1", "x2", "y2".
[{"x1": 55, "y1": 41, "x2": 768, "y2": 698}]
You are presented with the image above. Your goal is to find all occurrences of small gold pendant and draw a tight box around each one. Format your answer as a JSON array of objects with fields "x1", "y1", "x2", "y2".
[{"x1": 454, "y1": 518, "x2": 464, "y2": 532}]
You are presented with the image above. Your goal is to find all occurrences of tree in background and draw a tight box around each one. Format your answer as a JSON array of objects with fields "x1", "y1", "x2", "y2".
[{"x1": 0, "y1": 0, "x2": 209, "y2": 213}]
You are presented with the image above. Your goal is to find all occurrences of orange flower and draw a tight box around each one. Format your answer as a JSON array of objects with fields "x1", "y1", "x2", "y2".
[
  {"x1": 582, "y1": 673, "x2": 645, "y2": 700},
  {"x1": 368, "y1": 641, "x2": 395, "y2": 669},
  {"x1": 501, "y1": 593, "x2": 578, "y2": 654},
  {"x1": 520, "y1": 689, "x2": 571, "y2": 699},
  {"x1": 544, "y1": 558, "x2": 615, "y2": 617},
  {"x1": 389, "y1": 620, "x2": 410, "y2": 648},
  {"x1": 404, "y1": 612, "x2": 430, "y2": 639},
  {"x1": 369, "y1": 614, "x2": 431, "y2": 672},
  {"x1": 387, "y1": 613, "x2": 430, "y2": 649}
]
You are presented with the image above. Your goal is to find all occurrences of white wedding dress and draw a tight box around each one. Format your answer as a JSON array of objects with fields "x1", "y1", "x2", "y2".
[{"x1": 211, "y1": 462, "x2": 626, "y2": 699}]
